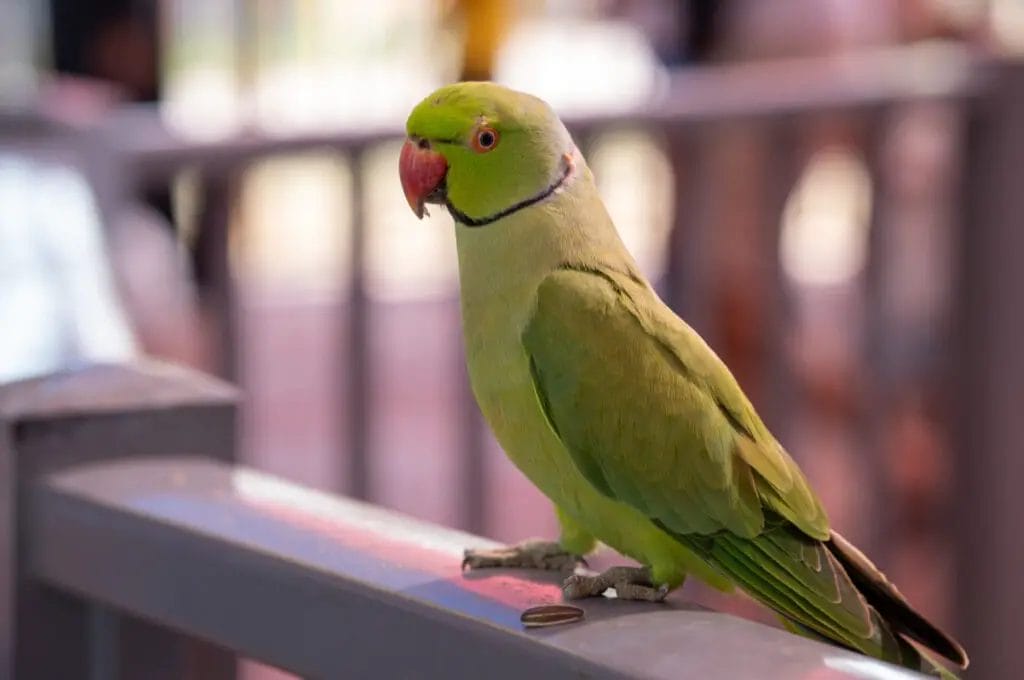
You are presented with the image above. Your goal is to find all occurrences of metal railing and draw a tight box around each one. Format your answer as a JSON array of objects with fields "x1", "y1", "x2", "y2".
[
  {"x1": 3, "y1": 361, "x2": 927, "y2": 679},
  {"x1": 0, "y1": 361, "x2": 238, "y2": 680}
]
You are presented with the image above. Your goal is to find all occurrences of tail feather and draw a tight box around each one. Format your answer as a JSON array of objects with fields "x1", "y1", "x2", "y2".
[
  {"x1": 779, "y1": 615, "x2": 925, "y2": 671},
  {"x1": 667, "y1": 521, "x2": 968, "y2": 676},
  {"x1": 827, "y1": 531, "x2": 968, "y2": 669},
  {"x1": 674, "y1": 525, "x2": 898, "y2": 660}
]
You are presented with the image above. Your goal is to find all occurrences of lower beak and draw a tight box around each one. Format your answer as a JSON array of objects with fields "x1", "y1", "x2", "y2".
[{"x1": 399, "y1": 139, "x2": 448, "y2": 219}]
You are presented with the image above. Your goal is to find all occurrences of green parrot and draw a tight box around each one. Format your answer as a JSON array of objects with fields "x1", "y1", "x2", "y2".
[{"x1": 398, "y1": 82, "x2": 967, "y2": 676}]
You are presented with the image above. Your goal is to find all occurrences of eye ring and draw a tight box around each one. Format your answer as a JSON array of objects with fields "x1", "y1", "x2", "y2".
[{"x1": 471, "y1": 126, "x2": 499, "y2": 153}]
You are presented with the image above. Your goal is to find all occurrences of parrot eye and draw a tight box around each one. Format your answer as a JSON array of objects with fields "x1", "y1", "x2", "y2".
[{"x1": 471, "y1": 126, "x2": 499, "y2": 153}]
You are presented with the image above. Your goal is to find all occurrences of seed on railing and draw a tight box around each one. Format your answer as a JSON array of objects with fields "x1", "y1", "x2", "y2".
[{"x1": 520, "y1": 604, "x2": 585, "y2": 628}]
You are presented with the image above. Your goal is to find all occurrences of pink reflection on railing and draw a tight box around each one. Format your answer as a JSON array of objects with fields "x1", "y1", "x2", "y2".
[{"x1": 231, "y1": 468, "x2": 564, "y2": 611}]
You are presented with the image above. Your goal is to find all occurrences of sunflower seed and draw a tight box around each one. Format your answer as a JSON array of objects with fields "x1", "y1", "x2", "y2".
[{"x1": 520, "y1": 604, "x2": 585, "y2": 628}]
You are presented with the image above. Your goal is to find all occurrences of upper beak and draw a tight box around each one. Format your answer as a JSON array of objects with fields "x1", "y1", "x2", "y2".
[{"x1": 399, "y1": 139, "x2": 448, "y2": 219}]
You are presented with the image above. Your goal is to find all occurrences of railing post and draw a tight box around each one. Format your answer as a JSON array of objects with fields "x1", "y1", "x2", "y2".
[
  {"x1": 665, "y1": 126, "x2": 715, "y2": 339},
  {"x1": 757, "y1": 119, "x2": 800, "y2": 438},
  {"x1": 0, "y1": 360, "x2": 239, "y2": 679},
  {"x1": 860, "y1": 107, "x2": 897, "y2": 562},
  {"x1": 455, "y1": 342, "x2": 487, "y2": 534},
  {"x1": 952, "y1": 59, "x2": 1024, "y2": 680},
  {"x1": 345, "y1": 148, "x2": 371, "y2": 500},
  {"x1": 194, "y1": 172, "x2": 241, "y2": 381},
  {"x1": 88, "y1": 606, "x2": 120, "y2": 680}
]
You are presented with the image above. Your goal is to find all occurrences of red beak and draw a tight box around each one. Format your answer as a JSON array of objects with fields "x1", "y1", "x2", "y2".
[{"x1": 399, "y1": 139, "x2": 448, "y2": 219}]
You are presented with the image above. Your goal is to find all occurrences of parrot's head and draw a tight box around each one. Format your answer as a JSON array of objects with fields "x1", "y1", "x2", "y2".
[{"x1": 399, "y1": 82, "x2": 576, "y2": 227}]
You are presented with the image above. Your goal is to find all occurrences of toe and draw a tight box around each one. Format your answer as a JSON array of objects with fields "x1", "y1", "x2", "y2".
[
  {"x1": 542, "y1": 552, "x2": 585, "y2": 571},
  {"x1": 462, "y1": 547, "x2": 507, "y2": 570},
  {"x1": 611, "y1": 581, "x2": 671, "y2": 602},
  {"x1": 562, "y1": 574, "x2": 602, "y2": 600}
]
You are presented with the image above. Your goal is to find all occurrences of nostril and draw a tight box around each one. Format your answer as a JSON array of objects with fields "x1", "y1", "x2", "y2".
[{"x1": 418, "y1": 138, "x2": 430, "y2": 150}]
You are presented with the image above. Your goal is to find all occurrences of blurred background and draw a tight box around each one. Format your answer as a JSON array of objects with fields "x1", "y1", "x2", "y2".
[{"x1": 2, "y1": 0, "x2": 1023, "y2": 678}]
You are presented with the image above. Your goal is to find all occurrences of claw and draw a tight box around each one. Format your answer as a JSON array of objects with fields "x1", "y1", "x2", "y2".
[
  {"x1": 562, "y1": 566, "x2": 670, "y2": 602},
  {"x1": 562, "y1": 573, "x2": 596, "y2": 600}
]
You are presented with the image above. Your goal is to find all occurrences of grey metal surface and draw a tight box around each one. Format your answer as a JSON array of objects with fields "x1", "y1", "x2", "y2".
[
  {"x1": 0, "y1": 359, "x2": 236, "y2": 422},
  {"x1": 2, "y1": 361, "x2": 240, "y2": 680},
  {"x1": 26, "y1": 456, "x2": 924, "y2": 680}
]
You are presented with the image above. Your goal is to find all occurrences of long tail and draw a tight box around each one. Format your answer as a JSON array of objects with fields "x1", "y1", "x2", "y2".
[
  {"x1": 671, "y1": 523, "x2": 968, "y2": 675},
  {"x1": 826, "y1": 531, "x2": 968, "y2": 670}
]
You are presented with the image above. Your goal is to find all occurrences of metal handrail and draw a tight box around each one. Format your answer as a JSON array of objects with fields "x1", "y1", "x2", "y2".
[
  {"x1": 26, "y1": 455, "x2": 922, "y2": 679},
  {"x1": 89, "y1": 43, "x2": 979, "y2": 189}
]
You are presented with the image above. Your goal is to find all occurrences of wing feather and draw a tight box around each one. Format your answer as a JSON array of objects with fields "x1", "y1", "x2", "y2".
[{"x1": 523, "y1": 265, "x2": 827, "y2": 539}]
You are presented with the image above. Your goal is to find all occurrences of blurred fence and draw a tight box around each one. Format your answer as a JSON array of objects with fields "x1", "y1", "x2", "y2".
[
  {"x1": 2, "y1": 45, "x2": 1022, "y2": 679},
  {"x1": 87, "y1": 45, "x2": 987, "y2": 527}
]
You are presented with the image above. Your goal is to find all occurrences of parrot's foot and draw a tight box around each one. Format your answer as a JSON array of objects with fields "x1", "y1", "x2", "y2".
[
  {"x1": 462, "y1": 540, "x2": 586, "y2": 572},
  {"x1": 562, "y1": 566, "x2": 669, "y2": 602}
]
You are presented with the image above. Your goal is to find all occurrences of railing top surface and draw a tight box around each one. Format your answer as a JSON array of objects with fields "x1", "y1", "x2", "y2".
[
  {"x1": 26, "y1": 455, "x2": 925, "y2": 679},
  {"x1": 80, "y1": 43, "x2": 983, "y2": 186},
  {"x1": 0, "y1": 361, "x2": 237, "y2": 421}
]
